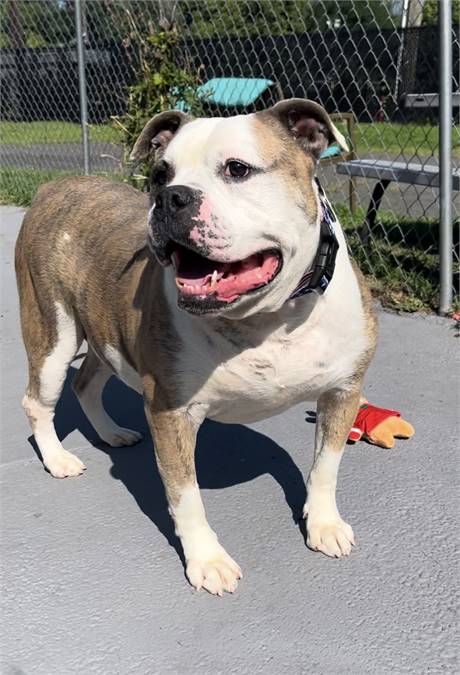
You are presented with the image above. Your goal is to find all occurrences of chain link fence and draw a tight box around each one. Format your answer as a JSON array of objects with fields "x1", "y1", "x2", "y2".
[{"x1": 1, "y1": 0, "x2": 459, "y2": 312}]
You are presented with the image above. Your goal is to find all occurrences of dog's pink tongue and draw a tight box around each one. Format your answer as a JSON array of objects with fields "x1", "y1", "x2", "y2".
[
  {"x1": 175, "y1": 250, "x2": 279, "y2": 302},
  {"x1": 214, "y1": 252, "x2": 279, "y2": 302}
]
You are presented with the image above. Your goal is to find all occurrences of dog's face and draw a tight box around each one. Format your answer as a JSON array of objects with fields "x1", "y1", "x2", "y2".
[{"x1": 131, "y1": 100, "x2": 347, "y2": 318}]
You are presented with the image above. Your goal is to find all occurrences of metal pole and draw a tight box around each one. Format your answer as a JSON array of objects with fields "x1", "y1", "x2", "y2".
[
  {"x1": 439, "y1": 0, "x2": 453, "y2": 315},
  {"x1": 394, "y1": 0, "x2": 410, "y2": 101},
  {"x1": 74, "y1": 0, "x2": 90, "y2": 175}
]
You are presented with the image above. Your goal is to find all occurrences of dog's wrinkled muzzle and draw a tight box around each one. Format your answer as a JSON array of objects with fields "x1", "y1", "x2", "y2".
[{"x1": 149, "y1": 185, "x2": 205, "y2": 263}]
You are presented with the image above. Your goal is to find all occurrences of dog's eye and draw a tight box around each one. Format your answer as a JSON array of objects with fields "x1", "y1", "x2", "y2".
[{"x1": 224, "y1": 160, "x2": 250, "y2": 179}]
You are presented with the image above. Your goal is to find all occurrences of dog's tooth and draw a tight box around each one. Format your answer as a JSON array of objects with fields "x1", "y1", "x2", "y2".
[{"x1": 210, "y1": 270, "x2": 218, "y2": 289}]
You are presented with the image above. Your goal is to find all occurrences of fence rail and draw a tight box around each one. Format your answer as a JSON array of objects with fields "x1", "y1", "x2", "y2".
[{"x1": 1, "y1": 0, "x2": 458, "y2": 313}]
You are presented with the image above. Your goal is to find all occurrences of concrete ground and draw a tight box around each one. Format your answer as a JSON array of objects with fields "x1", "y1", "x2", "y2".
[{"x1": 1, "y1": 205, "x2": 458, "y2": 674}]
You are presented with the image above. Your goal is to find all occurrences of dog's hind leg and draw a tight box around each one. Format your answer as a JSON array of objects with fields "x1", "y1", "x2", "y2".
[
  {"x1": 72, "y1": 346, "x2": 142, "y2": 447},
  {"x1": 21, "y1": 300, "x2": 86, "y2": 479}
]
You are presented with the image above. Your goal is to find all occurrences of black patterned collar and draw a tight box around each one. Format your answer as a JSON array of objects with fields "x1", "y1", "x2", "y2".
[{"x1": 288, "y1": 178, "x2": 339, "y2": 300}]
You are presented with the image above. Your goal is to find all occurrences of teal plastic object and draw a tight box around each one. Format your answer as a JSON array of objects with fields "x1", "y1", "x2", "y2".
[
  {"x1": 173, "y1": 78, "x2": 274, "y2": 112},
  {"x1": 319, "y1": 143, "x2": 342, "y2": 159},
  {"x1": 196, "y1": 77, "x2": 275, "y2": 107}
]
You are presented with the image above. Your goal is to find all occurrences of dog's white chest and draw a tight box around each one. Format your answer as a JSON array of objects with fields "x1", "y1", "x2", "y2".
[
  {"x1": 180, "y1": 305, "x2": 365, "y2": 424},
  {"x1": 211, "y1": 340, "x2": 353, "y2": 422}
]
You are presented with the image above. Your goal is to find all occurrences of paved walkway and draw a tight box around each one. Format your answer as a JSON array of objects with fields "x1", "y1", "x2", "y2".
[{"x1": 1, "y1": 205, "x2": 458, "y2": 674}]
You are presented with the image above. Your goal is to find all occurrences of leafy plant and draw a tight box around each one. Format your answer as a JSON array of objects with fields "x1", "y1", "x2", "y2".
[{"x1": 113, "y1": 25, "x2": 204, "y2": 187}]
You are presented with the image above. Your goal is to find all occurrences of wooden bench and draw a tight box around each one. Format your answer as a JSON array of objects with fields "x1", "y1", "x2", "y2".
[{"x1": 336, "y1": 158, "x2": 460, "y2": 244}]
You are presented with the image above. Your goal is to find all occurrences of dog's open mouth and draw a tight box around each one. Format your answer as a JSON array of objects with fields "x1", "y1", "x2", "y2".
[{"x1": 170, "y1": 244, "x2": 281, "y2": 303}]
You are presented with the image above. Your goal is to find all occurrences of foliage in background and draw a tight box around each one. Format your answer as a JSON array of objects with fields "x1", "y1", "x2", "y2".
[
  {"x1": 423, "y1": 0, "x2": 459, "y2": 25},
  {"x1": 180, "y1": 0, "x2": 398, "y2": 38},
  {"x1": 0, "y1": 0, "x2": 156, "y2": 48},
  {"x1": 112, "y1": 24, "x2": 204, "y2": 186},
  {"x1": 1, "y1": 0, "x2": 458, "y2": 49},
  {"x1": 4, "y1": 0, "x2": 459, "y2": 49}
]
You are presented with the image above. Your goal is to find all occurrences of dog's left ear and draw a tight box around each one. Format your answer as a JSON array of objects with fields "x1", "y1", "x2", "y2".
[{"x1": 266, "y1": 98, "x2": 349, "y2": 158}]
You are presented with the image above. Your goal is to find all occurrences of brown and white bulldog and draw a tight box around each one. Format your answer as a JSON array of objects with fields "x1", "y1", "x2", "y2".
[{"x1": 15, "y1": 99, "x2": 377, "y2": 595}]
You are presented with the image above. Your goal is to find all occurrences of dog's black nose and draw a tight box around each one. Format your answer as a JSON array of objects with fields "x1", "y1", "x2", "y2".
[{"x1": 156, "y1": 185, "x2": 194, "y2": 213}]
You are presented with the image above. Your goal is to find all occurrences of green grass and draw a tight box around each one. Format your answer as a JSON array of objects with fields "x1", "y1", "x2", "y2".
[
  {"x1": 357, "y1": 123, "x2": 439, "y2": 156},
  {"x1": 0, "y1": 167, "x2": 122, "y2": 207},
  {"x1": 336, "y1": 121, "x2": 459, "y2": 157},
  {"x1": 0, "y1": 167, "x2": 69, "y2": 206},
  {"x1": 2, "y1": 120, "x2": 459, "y2": 158},
  {"x1": 0, "y1": 121, "x2": 120, "y2": 145},
  {"x1": 335, "y1": 202, "x2": 459, "y2": 313}
]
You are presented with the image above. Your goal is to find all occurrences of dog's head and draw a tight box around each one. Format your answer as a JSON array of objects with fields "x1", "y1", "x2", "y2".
[{"x1": 130, "y1": 99, "x2": 347, "y2": 318}]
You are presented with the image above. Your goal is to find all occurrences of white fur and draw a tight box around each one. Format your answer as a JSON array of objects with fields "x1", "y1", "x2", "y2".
[
  {"x1": 22, "y1": 396, "x2": 85, "y2": 478},
  {"x1": 172, "y1": 484, "x2": 241, "y2": 595},
  {"x1": 103, "y1": 344, "x2": 142, "y2": 394},
  {"x1": 40, "y1": 303, "x2": 78, "y2": 406},
  {"x1": 23, "y1": 302, "x2": 85, "y2": 478},
  {"x1": 159, "y1": 116, "x2": 368, "y2": 574},
  {"x1": 164, "y1": 115, "x2": 322, "y2": 316},
  {"x1": 166, "y1": 246, "x2": 366, "y2": 424},
  {"x1": 304, "y1": 448, "x2": 355, "y2": 557}
]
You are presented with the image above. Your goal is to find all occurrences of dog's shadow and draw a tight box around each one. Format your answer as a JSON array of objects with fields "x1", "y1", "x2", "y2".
[{"x1": 29, "y1": 365, "x2": 309, "y2": 560}]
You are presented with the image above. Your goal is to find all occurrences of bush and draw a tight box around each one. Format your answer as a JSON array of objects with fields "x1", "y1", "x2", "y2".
[{"x1": 113, "y1": 28, "x2": 204, "y2": 187}]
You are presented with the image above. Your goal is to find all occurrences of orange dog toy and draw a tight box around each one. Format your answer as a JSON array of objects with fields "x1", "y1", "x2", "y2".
[{"x1": 348, "y1": 401, "x2": 414, "y2": 448}]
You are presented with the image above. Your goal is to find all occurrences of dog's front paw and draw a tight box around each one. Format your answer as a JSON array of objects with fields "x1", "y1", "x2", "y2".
[
  {"x1": 306, "y1": 515, "x2": 355, "y2": 558},
  {"x1": 45, "y1": 449, "x2": 86, "y2": 478},
  {"x1": 186, "y1": 546, "x2": 242, "y2": 596}
]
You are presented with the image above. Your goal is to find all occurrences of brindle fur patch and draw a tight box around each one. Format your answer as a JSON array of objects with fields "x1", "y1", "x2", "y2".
[
  {"x1": 16, "y1": 176, "x2": 183, "y2": 404},
  {"x1": 143, "y1": 380, "x2": 197, "y2": 506}
]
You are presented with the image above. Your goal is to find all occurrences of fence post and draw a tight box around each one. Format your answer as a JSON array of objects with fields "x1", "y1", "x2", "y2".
[
  {"x1": 439, "y1": 0, "x2": 453, "y2": 315},
  {"x1": 74, "y1": 0, "x2": 90, "y2": 175}
]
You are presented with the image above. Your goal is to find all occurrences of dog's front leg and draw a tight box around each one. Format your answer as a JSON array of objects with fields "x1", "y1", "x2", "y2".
[
  {"x1": 144, "y1": 384, "x2": 242, "y2": 595},
  {"x1": 304, "y1": 387, "x2": 361, "y2": 558}
]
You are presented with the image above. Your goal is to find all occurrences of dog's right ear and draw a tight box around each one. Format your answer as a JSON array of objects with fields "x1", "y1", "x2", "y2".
[
  {"x1": 264, "y1": 99, "x2": 348, "y2": 159},
  {"x1": 129, "y1": 111, "x2": 191, "y2": 163}
]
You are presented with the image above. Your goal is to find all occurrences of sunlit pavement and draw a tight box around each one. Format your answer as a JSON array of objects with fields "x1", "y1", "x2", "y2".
[{"x1": 1, "y1": 205, "x2": 458, "y2": 674}]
